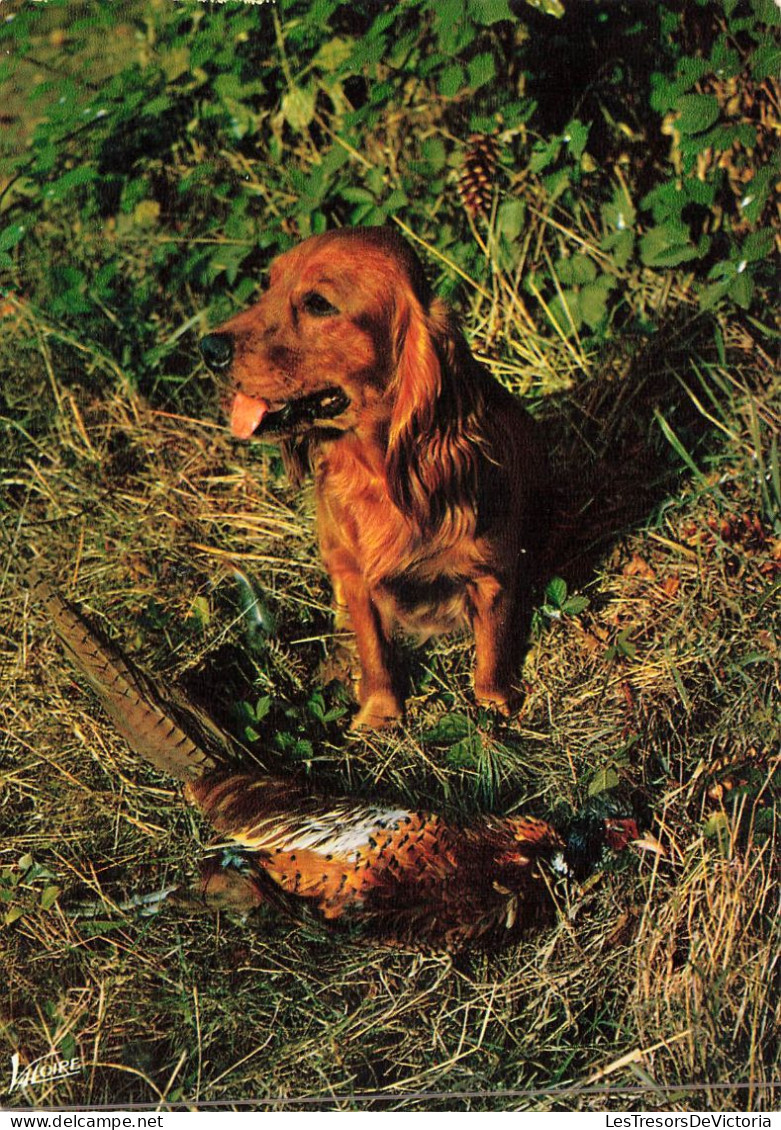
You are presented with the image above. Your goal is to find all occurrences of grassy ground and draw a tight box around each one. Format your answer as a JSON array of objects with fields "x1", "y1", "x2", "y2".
[
  {"x1": 1, "y1": 4, "x2": 779, "y2": 1114},
  {"x1": 1, "y1": 253, "x2": 778, "y2": 1111}
]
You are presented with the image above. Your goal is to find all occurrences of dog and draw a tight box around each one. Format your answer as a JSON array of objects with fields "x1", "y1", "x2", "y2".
[{"x1": 200, "y1": 227, "x2": 549, "y2": 729}]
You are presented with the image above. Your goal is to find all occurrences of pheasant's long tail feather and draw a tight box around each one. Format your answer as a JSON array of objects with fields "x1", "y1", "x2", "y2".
[{"x1": 36, "y1": 579, "x2": 220, "y2": 781}]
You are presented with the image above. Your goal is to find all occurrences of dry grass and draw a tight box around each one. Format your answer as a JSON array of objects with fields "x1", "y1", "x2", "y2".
[{"x1": 0, "y1": 267, "x2": 778, "y2": 1112}]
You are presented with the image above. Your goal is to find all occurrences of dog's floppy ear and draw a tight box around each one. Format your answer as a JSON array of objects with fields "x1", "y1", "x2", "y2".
[{"x1": 386, "y1": 291, "x2": 480, "y2": 533}]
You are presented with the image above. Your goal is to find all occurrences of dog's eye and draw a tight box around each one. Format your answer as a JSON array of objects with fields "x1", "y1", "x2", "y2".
[{"x1": 301, "y1": 291, "x2": 339, "y2": 317}]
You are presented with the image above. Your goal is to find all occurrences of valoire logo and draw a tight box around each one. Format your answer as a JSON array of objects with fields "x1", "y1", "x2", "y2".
[{"x1": 8, "y1": 1051, "x2": 83, "y2": 1093}]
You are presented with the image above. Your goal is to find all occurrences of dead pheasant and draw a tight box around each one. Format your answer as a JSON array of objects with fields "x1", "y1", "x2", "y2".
[{"x1": 34, "y1": 581, "x2": 651, "y2": 950}]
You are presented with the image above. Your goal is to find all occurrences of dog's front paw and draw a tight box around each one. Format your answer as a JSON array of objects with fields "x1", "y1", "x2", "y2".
[
  {"x1": 350, "y1": 690, "x2": 403, "y2": 731},
  {"x1": 474, "y1": 685, "x2": 521, "y2": 717}
]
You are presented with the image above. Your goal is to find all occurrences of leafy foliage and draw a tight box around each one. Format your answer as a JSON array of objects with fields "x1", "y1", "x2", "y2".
[
  {"x1": 1, "y1": 855, "x2": 61, "y2": 927},
  {"x1": 532, "y1": 576, "x2": 589, "y2": 633},
  {"x1": 1, "y1": 0, "x2": 777, "y2": 411}
]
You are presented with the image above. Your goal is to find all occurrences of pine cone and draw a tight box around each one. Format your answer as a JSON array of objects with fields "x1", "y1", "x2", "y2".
[{"x1": 458, "y1": 133, "x2": 500, "y2": 219}]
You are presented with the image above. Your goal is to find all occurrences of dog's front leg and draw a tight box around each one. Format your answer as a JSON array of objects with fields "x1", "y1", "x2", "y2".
[
  {"x1": 330, "y1": 563, "x2": 403, "y2": 730},
  {"x1": 468, "y1": 573, "x2": 524, "y2": 716}
]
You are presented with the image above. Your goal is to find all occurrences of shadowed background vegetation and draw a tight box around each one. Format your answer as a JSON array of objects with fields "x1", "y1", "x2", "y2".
[{"x1": 0, "y1": 0, "x2": 778, "y2": 1111}]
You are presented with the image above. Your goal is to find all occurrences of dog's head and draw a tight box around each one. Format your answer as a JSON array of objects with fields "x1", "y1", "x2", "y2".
[
  {"x1": 200, "y1": 226, "x2": 434, "y2": 443},
  {"x1": 201, "y1": 226, "x2": 484, "y2": 529}
]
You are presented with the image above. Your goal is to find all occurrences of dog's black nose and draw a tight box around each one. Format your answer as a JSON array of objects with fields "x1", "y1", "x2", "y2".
[{"x1": 200, "y1": 333, "x2": 234, "y2": 372}]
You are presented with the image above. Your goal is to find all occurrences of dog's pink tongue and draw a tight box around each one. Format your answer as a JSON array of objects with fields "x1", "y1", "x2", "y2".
[{"x1": 230, "y1": 391, "x2": 270, "y2": 439}]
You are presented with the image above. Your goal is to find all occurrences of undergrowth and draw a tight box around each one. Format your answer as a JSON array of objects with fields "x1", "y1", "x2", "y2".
[{"x1": 0, "y1": 0, "x2": 778, "y2": 1113}]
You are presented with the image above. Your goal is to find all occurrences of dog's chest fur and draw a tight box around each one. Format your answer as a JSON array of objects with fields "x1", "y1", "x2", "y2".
[{"x1": 313, "y1": 437, "x2": 485, "y2": 639}]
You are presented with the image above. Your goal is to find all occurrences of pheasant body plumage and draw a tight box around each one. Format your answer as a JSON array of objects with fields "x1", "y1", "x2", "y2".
[
  {"x1": 33, "y1": 579, "x2": 628, "y2": 950},
  {"x1": 188, "y1": 770, "x2": 563, "y2": 945}
]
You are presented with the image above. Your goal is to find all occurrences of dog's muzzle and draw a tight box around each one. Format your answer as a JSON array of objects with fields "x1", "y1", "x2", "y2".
[{"x1": 200, "y1": 332, "x2": 350, "y2": 438}]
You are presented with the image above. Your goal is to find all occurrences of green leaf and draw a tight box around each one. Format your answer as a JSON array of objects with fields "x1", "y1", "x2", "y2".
[
  {"x1": 281, "y1": 85, "x2": 316, "y2": 131},
  {"x1": 312, "y1": 36, "x2": 355, "y2": 71},
  {"x1": 210, "y1": 244, "x2": 252, "y2": 286},
  {"x1": 639, "y1": 221, "x2": 700, "y2": 268},
  {"x1": 25, "y1": 862, "x2": 57, "y2": 883},
  {"x1": 446, "y1": 735, "x2": 483, "y2": 768},
  {"x1": 640, "y1": 179, "x2": 683, "y2": 224},
  {"x1": 434, "y1": 0, "x2": 472, "y2": 53},
  {"x1": 322, "y1": 706, "x2": 347, "y2": 724},
  {"x1": 368, "y1": 80, "x2": 394, "y2": 106},
  {"x1": 587, "y1": 766, "x2": 620, "y2": 797},
  {"x1": 237, "y1": 701, "x2": 257, "y2": 727},
  {"x1": 682, "y1": 177, "x2": 715, "y2": 207},
  {"x1": 696, "y1": 122, "x2": 757, "y2": 155},
  {"x1": 32, "y1": 142, "x2": 57, "y2": 174},
  {"x1": 39, "y1": 885, "x2": 61, "y2": 911},
  {"x1": 545, "y1": 577, "x2": 568, "y2": 608},
  {"x1": 254, "y1": 696, "x2": 272, "y2": 722},
  {"x1": 677, "y1": 56, "x2": 710, "y2": 90},
  {"x1": 58, "y1": 1033, "x2": 77, "y2": 1063},
  {"x1": 615, "y1": 626, "x2": 637, "y2": 659},
  {"x1": 46, "y1": 166, "x2": 97, "y2": 201},
  {"x1": 529, "y1": 135, "x2": 562, "y2": 174},
  {"x1": 542, "y1": 166, "x2": 572, "y2": 202},
  {"x1": 750, "y1": 42, "x2": 781, "y2": 80},
  {"x1": 650, "y1": 73, "x2": 683, "y2": 114},
  {"x1": 675, "y1": 93, "x2": 720, "y2": 135},
  {"x1": 352, "y1": 203, "x2": 384, "y2": 225},
  {"x1": 438, "y1": 63, "x2": 465, "y2": 98},
  {"x1": 740, "y1": 228, "x2": 774, "y2": 262},
  {"x1": 654, "y1": 409, "x2": 704, "y2": 478},
  {"x1": 388, "y1": 29, "x2": 419, "y2": 68},
  {"x1": 422, "y1": 137, "x2": 447, "y2": 173},
  {"x1": 751, "y1": 0, "x2": 781, "y2": 25},
  {"x1": 564, "y1": 119, "x2": 590, "y2": 161},
  {"x1": 141, "y1": 94, "x2": 172, "y2": 119},
  {"x1": 339, "y1": 186, "x2": 375, "y2": 204},
  {"x1": 0, "y1": 223, "x2": 26, "y2": 253},
  {"x1": 159, "y1": 46, "x2": 190, "y2": 83},
  {"x1": 557, "y1": 254, "x2": 597, "y2": 286},
  {"x1": 383, "y1": 188, "x2": 409, "y2": 212},
  {"x1": 468, "y1": 53, "x2": 496, "y2": 90},
  {"x1": 601, "y1": 186, "x2": 636, "y2": 233},
  {"x1": 496, "y1": 199, "x2": 525, "y2": 243},
  {"x1": 728, "y1": 270, "x2": 754, "y2": 309},
  {"x1": 469, "y1": 0, "x2": 513, "y2": 23},
  {"x1": 423, "y1": 713, "x2": 472, "y2": 743},
  {"x1": 548, "y1": 289, "x2": 582, "y2": 334},
  {"x1": 308, "y1": 693, "x2": 326, "y2": 722},
  {"x1": 77, "y1": 920, "x2": 127, "y2": 938},
  {"x1": 601, "y1": 228, "x2": 635, "y2": 270},
  {"x1": 579, "y1": 279, "x2": 611, "y2": 329}
]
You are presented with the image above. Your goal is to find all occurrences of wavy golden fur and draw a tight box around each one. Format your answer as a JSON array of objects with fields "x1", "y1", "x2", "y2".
[{"x1": 200, "y1": 227, "x2": 549, "y2": 728}]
